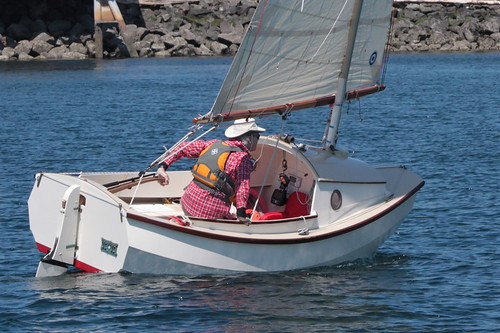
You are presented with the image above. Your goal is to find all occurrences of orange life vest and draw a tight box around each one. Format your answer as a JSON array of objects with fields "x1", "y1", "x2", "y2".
[{"x1": 192, "y1": 141, "x2": 242, "y2": 203}]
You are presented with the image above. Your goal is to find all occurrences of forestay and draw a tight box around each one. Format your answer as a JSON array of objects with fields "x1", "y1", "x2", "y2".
[{"x1": 195, "y1": 0, "x2": 393, "y2": 124}]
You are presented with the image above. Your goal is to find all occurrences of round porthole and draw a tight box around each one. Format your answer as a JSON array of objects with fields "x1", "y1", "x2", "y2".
[{"x1": 330, "y1": 190, "x2": 342, "y2": 211}]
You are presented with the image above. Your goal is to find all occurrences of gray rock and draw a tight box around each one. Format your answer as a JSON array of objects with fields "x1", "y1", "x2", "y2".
[
  {"x1": 228, "y1": 43, "x2": 238, "y2": 55},
  {"x1": 151, "y1": 41, "x2": 166, "y2": 52},
  {"x1": 80, "y1": 34, "x2": 93, "y2": 45},
  {"x1": 2, "y1": 47, "x2": 16, "y2": 58},
  {"x1": 164, "y1": 36, "x2": 187, "y2": 49},
  {"x1": 405, "y1": 4, "x2": 420, "y2": 11},
  {"x1": 477, "y1": 36, "x2": 496, "y2": 50},
  {"x1": 31, "y1": 39, "x2": 53, "y2": 55},
  {"x1": 69, "y1": 42, "x2": 87, "y2": 55},
  {"x1": 194, "y1": 43, "x2": 213, "y2": 56},
  {"x1": 451, "y1": 40, "x2": 470, "y2": 52},
  {"x1": 47, "y1": 45, "x2": 68, "y2": 59},
  {"x1": 188, "y1": 4, "x2": 212, "y2": 16},
  {"x1": 209, "y1": 40, "x2": 228, "y2": 55},
  {"x1": 218, "y1": 32, "x2": 242, "y2": 45},
  {"x1": 180, "y1": 28, "x2": 201, "y2": 47},
  {"x1": 171, "y1": 45, "x2": 195, "y2": 57},
  {"x1": 139, "y1": 47, "x2": 153, "y2": 57},
  {"x1": 18, "y1": 52, "x2": 33, "y2": 61},
  {"x1": 403, "y1": 7, "x2": 425, "y2": 21},
  {"x1": 392, "y1": 18, "x2": 412, "y2": 37},
  {"x1": 56, "y1": 37, "x2": 70, "y2": 47},
  {"x1": 86, "y1": 40, "x2": 96, "y2": 56},
  {"x1": 32, "y1": 32, "x2": 55, "y2": 44},
  {"x1": 142, "y1": 33, "x2": 161, "y2": 44},
  {"x1": 491, "y1": 32, "x2": 500, "y2": 42},
  {"x1": 154, "y1": 50, "x2": 171, "y2": 57},
  {"x1": 220, "y1": 20, "x2": 244, "y2": 35},
  {"x1": 14, "y1": 40, "x2": 32, "y2": 55},
  {"x1": 480, "y1": 17, "x2": 500, "y2": 34},
  {"x1": 62, "y1": 51, "x2": 87, "y2": 60},
  {"x1": 136, "y1": 27, "x2": 149, "y2": 41}
]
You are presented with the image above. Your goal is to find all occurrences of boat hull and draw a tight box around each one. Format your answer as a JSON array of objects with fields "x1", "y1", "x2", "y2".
[
  {"x1": 29, "y1": 166, "x2": 423, "y2": 275},
  {"x1": 121, "y1": 193, "x2": 416, "y2": 274}
]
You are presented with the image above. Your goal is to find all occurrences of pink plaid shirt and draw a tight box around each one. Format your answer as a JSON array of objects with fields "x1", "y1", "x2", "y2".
[{"x1": 163, "y1": 139, "x2": 253, "y2": 219}]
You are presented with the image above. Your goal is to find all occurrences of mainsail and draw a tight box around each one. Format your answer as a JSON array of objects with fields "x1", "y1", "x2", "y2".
[{"x1": 194, "y1": 0, "x2": 393, "y2": 124}]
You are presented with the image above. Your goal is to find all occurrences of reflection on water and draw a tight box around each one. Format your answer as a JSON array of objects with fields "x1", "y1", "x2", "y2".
[{"x1": 0, "y1": 59, "x2": 99, "y2": 73}]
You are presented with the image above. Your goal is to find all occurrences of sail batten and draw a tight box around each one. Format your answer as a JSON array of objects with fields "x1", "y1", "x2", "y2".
[{"x1": 198, "y1": 0, "x2": 394, "y2": 124}]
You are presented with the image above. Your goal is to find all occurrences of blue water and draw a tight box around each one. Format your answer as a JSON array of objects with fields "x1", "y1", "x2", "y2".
[{"x1": 1, "y1": 53, "x2": 499, "y2": 332}]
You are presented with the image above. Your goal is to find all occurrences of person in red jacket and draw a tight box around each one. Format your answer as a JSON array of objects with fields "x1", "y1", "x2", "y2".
[{"x1": 157, "y1": 118, "x2": 265, "y2": 222}]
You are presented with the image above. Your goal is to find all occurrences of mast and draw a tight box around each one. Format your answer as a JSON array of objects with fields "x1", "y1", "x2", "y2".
[{"x1": 324, "y1": 0, "x2": 363, "y2": 151}]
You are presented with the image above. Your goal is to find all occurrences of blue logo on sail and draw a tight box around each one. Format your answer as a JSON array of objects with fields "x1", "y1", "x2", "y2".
[{"x1": 369, "y1": 51, "x2": 377, "y2": 66}]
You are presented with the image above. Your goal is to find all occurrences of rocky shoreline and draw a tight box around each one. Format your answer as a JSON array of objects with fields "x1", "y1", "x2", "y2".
[{"x1": 1, "y1": 0, "x2": 499, "y2": 61}]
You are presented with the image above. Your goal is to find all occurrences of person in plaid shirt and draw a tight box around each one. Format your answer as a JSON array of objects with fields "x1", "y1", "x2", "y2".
[{"x1": 157, "y1": 119, "x2": 265, "y2": 222}]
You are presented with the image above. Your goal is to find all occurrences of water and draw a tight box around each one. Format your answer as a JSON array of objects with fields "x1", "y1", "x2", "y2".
[{"x1": 1, "y1": 53, "x2": 499, "y2": 332}]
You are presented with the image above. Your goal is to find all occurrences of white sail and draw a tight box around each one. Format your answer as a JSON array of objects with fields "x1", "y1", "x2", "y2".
[{"x1": 200, "y1": 0, "x2": 393, "y2": 123}]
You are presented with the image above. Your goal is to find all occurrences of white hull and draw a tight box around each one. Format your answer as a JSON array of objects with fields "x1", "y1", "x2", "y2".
[{"x1": 29, "y1": 137, "x2": 423, "y2": 275}]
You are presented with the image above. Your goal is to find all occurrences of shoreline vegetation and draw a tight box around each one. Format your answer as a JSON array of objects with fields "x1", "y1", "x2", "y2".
[{"x1": 1, "y1": 0, "x2": 499, "y2": 62}]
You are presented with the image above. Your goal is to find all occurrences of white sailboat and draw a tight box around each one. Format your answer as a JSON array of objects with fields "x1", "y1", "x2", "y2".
[{"x1": 29, "y1": 0, "x2": 424, "y2": 277}]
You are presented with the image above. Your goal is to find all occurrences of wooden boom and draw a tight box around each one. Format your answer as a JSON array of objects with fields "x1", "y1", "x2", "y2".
[{"x1": 193, "y1": 84, "x2": 386, "y2": 124}]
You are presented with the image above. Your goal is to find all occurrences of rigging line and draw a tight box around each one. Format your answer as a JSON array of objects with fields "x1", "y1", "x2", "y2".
[
  {"x1": 293, "y1": 152, "x2": 312, "y2": 208},
  {"x1": 132, "y1": 125, "x2": 218, "y2": 205},
  {"x1": 162, "y1": 125, "x2": 218, "y2": 161},
  {"x1": 128, "y1": 172, "x2": 144, "y2": 207},
  {"x1": 309, "y1": 0, "x2": 350, "y2": 63},
  {"x1": 227, "y1": 0, "x2": 269, "y2": 115},
  {"x1": 148, "y1": 125, "x2": 201, "y2": 170},
  {"x1": 380, "y1": 7, "x2": 395, "y2": 84},
  {"x1": 358, "y1": 98, "x2": 363, "y2": 122},
  {"x1": 151, "y1": 125, "x2": 218, "y2": 171}
]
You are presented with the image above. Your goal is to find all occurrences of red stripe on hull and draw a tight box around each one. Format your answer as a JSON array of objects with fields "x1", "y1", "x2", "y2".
[
  {"x1": 35, "y1": 242, "x2": 102, "y2": 273},
  {"x1": 74, "y1": 260, "x2": 102, "y2": 273}
]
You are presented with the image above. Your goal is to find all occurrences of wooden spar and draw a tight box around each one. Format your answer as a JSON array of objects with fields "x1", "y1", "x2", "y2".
[{"x1": 192, "y1": 84, "x2": 385, "y2": 124}]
